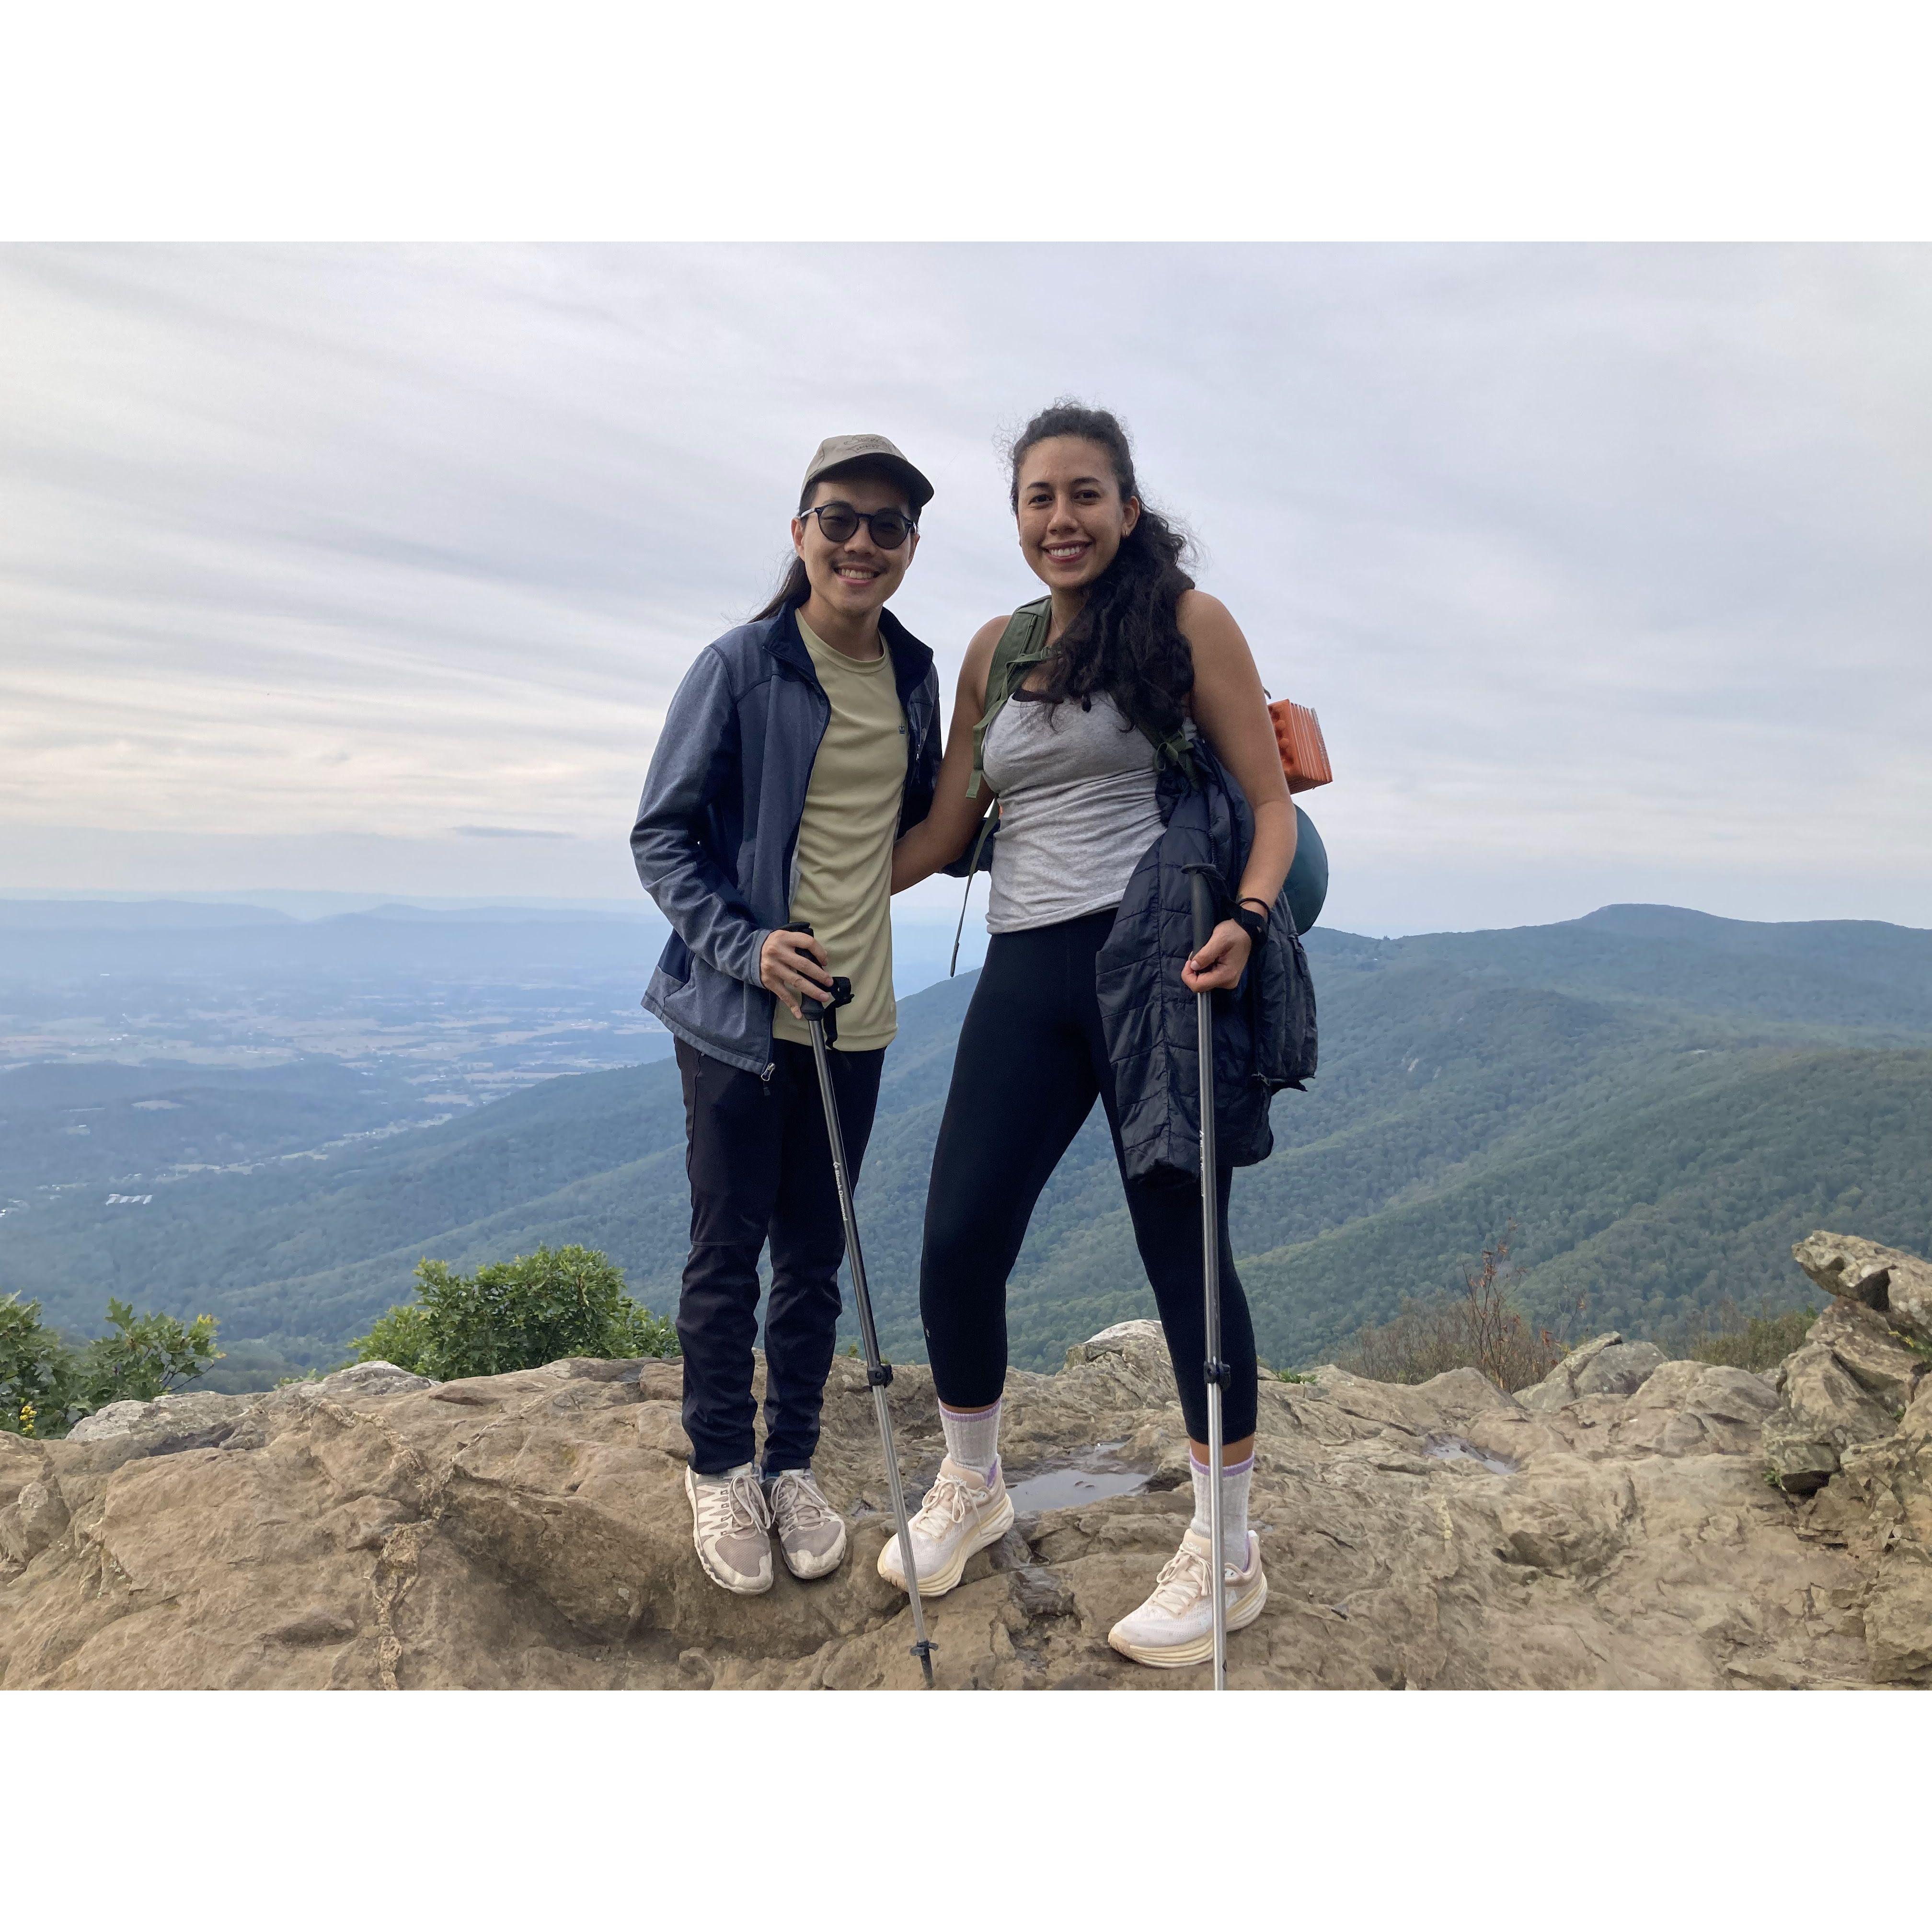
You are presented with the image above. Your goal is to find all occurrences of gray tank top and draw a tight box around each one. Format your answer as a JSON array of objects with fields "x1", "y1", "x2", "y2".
[{"x1": 980, "y1": 690, "x2": 1166, "y2": 933}]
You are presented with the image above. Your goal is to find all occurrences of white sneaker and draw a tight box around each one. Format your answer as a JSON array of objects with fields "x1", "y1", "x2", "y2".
[
  {"x1": 686, "y1": 1463, "x2": 774, "y2": 1596},
  {"x1": 876, "y1": 1455, "x2": 1015, "y2": 1598},
  {"x1": 1106, "y1": 1527, "x2": 1267, "y2": 1668},
  {"x1": 766, "y1": 1467, "x2": 848, "y2": 1580}
]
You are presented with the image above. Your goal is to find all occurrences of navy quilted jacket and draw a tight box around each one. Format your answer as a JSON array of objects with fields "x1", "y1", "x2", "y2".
[{"x1": 1096, "y1": 741, "x2": 1318, "y2": 1182}]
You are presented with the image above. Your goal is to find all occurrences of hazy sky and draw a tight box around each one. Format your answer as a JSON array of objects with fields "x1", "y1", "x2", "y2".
[{"x1": 2, "y1": 243, "x2": 1927, "y2": 934}]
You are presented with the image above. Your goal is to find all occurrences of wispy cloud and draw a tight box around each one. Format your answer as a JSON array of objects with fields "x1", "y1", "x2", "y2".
[{"x1": 1, "y1": 244, "x2": 1927, "y2": 929}]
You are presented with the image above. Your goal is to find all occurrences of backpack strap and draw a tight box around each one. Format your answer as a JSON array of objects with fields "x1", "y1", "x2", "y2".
[
  {"x1": 948, "y1": 598, "x2": 1048, "y2": 974},
  {"x1": 947, "y1": 597, "x2": 1205, "y2": 973},
  {"x1": 965, "y1": 593, "x2": 1206, "y2": 805},
  {"x1": 1145, "y1": 717, "x2": 1201, "y2": 786},
  {"x1": 965, "y1": 597, "x2": 1053, "y2": 800}
]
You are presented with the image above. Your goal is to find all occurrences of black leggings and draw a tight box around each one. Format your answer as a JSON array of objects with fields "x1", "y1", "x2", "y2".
[{"x1": 919, "y1": 908, "x2": 1259, "y2": 1444}]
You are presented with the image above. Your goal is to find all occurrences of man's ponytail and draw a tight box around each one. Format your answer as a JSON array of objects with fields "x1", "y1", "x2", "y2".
[{"x1": 751, "y1": 556, "x2": 812, "y2": 621}]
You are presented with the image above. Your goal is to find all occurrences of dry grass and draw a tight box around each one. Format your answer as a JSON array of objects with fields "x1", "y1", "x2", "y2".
[
  {"x1": 1649, "y1": 1299, "x2": 1820, "y2": 1375},
  {"x1": 1336, "y1": 1228, "x2": 1571, "y2": 1393}
]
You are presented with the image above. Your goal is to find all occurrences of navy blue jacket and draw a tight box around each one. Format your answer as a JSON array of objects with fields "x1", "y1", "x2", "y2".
[
  {"x1": 630, "y1": 603, "x2": 941, "y2": 1075},
  {"x1": 1097, "y1": 739, "x2": 1319, "y2": 1182}
]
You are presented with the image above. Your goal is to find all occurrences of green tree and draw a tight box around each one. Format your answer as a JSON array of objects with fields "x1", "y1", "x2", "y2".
[
  {"x1": 349, "y1": 1244, "x2": 678, "y2": 1380},
  {"x1": 2, "y1": 1291, "x2": 221, "y2": 1438},
  {"x1": 1, "y1": 1293, "x2": 80, "y2": 1438},
  {"x1": 78, "y1": 1299, "x2": 222, "y2": 1407}
]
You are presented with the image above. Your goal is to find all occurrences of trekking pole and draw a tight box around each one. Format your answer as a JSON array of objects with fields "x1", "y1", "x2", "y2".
[
  {"x1": 1184, "y1": 867, "x2": 1229, "y2": 1692},
  {"x1": 787, "y1": 925, "x2": 936, "y2": 1690}
]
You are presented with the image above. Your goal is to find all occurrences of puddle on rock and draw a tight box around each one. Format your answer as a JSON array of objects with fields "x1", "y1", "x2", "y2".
[
  {"x1": 1005, "y1": 1449, "x2": 1151, "y2": 1515},
  {"x1": 1422, "y1": 1433, "x2": 1517, "y2": 1475},
  {"x1": 890, "y1": 1444, "x2": 1154, "y2": 1515}
]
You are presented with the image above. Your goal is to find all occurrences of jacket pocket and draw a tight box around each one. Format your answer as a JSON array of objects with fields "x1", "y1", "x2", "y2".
[{"x1": 1267, "y1": 919, "x2": 1318, "y2": 1087}]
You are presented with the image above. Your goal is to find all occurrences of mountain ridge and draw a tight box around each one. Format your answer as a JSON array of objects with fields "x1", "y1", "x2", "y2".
[{"x1": 3, "y1": 906, "x2": 1927, "y2": 1373}]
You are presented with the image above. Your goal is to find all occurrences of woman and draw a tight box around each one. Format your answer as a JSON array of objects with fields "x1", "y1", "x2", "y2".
[{"x1": 887, "y1": 401, "x2": 1295, "y2": 1667}]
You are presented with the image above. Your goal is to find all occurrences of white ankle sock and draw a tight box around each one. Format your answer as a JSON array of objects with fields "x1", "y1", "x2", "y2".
[
  {"x1": 1189, "y1": 1451, "x2": 1254, "y2": 1562},
  {"x1": 939, "y1": 1399, "x2": 1001, "y2": 1484}
]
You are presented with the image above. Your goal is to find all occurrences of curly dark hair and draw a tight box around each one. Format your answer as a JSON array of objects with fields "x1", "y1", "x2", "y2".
[{"x1": 1008, "y1": 400, "x2": 1196, "y2": 737}]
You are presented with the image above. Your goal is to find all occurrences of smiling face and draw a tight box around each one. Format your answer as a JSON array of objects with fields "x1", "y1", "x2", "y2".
[
  {"x1": 791, "y1": 465, "x2": 918, "y2": 624},
  {"x1": 1015, "y1": 435, "x2": 1140, "y2": 593}
]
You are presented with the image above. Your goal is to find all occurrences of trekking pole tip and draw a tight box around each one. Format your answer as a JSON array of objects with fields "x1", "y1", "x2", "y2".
[{"x1": 912, "y1": 1639, "x2": 936, "y2": 1688}]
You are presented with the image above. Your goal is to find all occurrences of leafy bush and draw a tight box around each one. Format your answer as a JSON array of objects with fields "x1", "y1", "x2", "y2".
[
  {"x1": 2, "y1": 1291, "x2": 222, "y2": 1438},
  {"x1": 1, "y1": 1293, "x2": 76, "y2": 1438},
  {"x1": 79, "y1": 1299, "x2": 224, "y2": 1406},
  {"x1": 1336, "y1": 1228, "x2": 1569, "y2": 1393},
  {"x1": 349, "y1": 1244, "x2": 678, "y2": 1380},
  {"x1": 351, "y1": 1299, "x2": 433, "y2": 1376}
]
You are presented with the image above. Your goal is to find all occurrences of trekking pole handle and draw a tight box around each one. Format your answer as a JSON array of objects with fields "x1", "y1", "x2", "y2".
[
  {"x1": 782, "y1": 921, "x2": 851, "y2": 1031},
  {"x1": 1185, "y1": 866, "x2": 1219, "y2": 957},
  {"x1": 797, "y1": 978, "x2": 853, "y2": 1027}
]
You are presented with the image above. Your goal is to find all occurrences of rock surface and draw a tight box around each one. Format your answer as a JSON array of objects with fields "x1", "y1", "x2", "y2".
[
  {"x1": 1794, "y1": 1231, "x2": 1932, "y2": 1344},
  {"x1": 5, "y1": 1248, "x2": 1931, "y2": 1689},
  {"x1": 1516, "y1": 1333, "x2": 1667, "y2": 1412},
  {"x1": 1760, "y1": 1237, "x2": 1930, "y2": 1497},
  {"x1": 1797, "y1": 1377, "x2": 1932, "y2": 1681}
]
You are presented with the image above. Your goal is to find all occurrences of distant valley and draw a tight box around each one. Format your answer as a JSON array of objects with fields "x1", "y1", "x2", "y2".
[{"x1": 3, "y1": 899, "x2": 1926, "y2": 1383}]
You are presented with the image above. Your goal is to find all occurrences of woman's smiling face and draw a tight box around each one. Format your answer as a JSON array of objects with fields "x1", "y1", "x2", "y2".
[{"x1": 1015, "y1": 435, "x2": 1139, "y2": 592}]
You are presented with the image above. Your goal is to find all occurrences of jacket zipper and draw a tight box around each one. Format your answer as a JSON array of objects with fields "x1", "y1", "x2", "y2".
[{"x1": 762, "y1": 647, "x2": 830, "y2": 1082}]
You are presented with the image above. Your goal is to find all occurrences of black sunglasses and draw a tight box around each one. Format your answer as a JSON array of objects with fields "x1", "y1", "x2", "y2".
[{"x1": 800, "y1": 501, "x2": 917, "y2": 551}]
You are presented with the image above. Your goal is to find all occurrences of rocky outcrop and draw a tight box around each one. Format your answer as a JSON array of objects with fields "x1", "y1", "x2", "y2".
[
  {"x1": 1515, "y1": 1332, "x2": 1667, "y2": 1412},
  {"x1": 4, "y1": 1264, "x2": 1929, "y2": 1688},
  {"x1": 1762, "y1": 1302, "x2": 1921, "y2": 1493},
  {"x1": 1760, "y1": 1238, "x2": 1930, "y2": 1495},
  {"x1": 1793, "y1": 1231, "x2": 1932, "y2": 1345},
  {"x1": 1797, "y1": 1378, "x2": 1932, "y2": 1682}
]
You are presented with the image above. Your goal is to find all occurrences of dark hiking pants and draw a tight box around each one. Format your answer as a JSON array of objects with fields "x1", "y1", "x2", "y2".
[
  {"x1": 675, "y1": 1035, "x2": 883, "y2": 1476},
  {"x1": 918, "y1": 910, "x2": 1259, "y2": 1446}
]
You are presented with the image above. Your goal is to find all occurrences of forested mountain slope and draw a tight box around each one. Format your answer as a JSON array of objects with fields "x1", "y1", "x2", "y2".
[{"x1": 3, "y1": 907, "x2": 1926, "y2": 1373}]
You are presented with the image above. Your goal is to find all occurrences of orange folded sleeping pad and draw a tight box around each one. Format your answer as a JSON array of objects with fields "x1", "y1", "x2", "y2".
[{"x1": 1267, "y1": 699, "x2": 1333, "y2": 794}]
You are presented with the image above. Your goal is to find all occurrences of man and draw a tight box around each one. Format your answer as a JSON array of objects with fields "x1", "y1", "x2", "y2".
[{"x1": 631, "y1": 435, "x2": 940, "y2": 1595}]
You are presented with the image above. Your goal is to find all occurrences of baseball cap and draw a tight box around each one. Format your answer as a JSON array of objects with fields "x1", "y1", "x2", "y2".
[{"x1": 801, "y1": 434, "x2": 934, "y2": 516}]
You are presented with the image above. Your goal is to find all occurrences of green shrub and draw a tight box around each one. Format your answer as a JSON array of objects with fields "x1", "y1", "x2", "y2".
[
  {"x1": 1, "y1": 1293, "x2": 79, "y2": 1438},
  {"x1": 2, "y1": 1291, "x2": 221, "y2": 1439},
  {"x1": 349, "y1": 1244, "x2": 678, "y2": 1380},
  {"x1": 350, "y1": 1299, "x2": 433, "y2": 1376},
  {"x1": 604, "y1": 1296, "x2": 681, "y2": 1362},
  {"x1": 77, "y1": 1299, "x2": 222, "y2": 1406}
]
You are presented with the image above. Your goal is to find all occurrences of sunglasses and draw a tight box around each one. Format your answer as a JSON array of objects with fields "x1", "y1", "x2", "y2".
[{"x1": 800, "y1": 501, "x2": 917, "y2": 551}]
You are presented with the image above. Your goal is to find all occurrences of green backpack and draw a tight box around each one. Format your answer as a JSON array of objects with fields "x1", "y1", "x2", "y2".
[{"x1": 948, "y1": 597, "x2": 1198, "y2": 971}]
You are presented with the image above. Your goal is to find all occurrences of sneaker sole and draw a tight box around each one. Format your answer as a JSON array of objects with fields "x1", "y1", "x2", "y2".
[
  {"x1": 878, "y1": 1491, "x2": 1015, "y2": 1598},
  {"x1": 1106, "y1": 1572, "x2": 1268, "y2": 1668}
]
